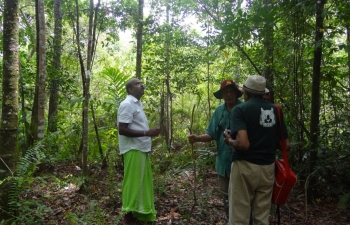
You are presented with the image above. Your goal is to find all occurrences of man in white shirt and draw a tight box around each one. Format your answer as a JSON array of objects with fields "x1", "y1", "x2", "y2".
[{"x1": 118, "y1": 78, "x2": 160, "y2": 224}]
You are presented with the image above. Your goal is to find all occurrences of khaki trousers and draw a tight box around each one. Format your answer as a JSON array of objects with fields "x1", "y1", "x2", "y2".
[{"x1": 228, "y1": 160, "x2": 274, "y2": 225}]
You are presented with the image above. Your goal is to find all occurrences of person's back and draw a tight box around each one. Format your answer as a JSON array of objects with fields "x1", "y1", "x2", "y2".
[
  {"x1": 231, "y1": 97, "x2": 280, "y2": 165},
  {"x1": 224, "y1": 75, "x2": 286, "y2": 225}
]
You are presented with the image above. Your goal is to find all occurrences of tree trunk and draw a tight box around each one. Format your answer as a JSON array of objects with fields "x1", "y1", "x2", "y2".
[
  {"x1": 347, "y1": 27, "x2": 350, "y2": 125},
  {"x1": 206, "y1": 20, "x2": 211, "y2": 119},
  {"x1": 292, "y1": 1, "x2": 307, "y2": 167},
  {"x1": 48, "y1": 0, "x2": 63, "y2": 133},
  {"x1": 136, "y1": 0, "x2": 144, "y2": 79},
  {"x1": 160, "y1": 86, "x2": 166, "y2": 137},
  {"x1": 28, "y1": 0, "x2": 47, "y2": 147},
  {"x1": 91, "y1": 104, "x2": 107, "y2": 168},
  {"x1": 165, "y1": 0, "x2": 172, "y2": 149},
  {"x1": 74, "y1": 0, "x2": 85, "y2": 160},
  {"x1": 75, "y1": 0, "x2": 100, "y2": 175},
  {"x1": 263, "y1": 0, "x2": 274, "y2": 103},
  {"x1": 81, "y1": 0, "x2": 95, "y2": 175},
  {"x1": 308, "y1": 0, "x2": 326, "y2": 203},
  {"x1": 0, "y1": 0, "x2": 19, "y2": 219}
]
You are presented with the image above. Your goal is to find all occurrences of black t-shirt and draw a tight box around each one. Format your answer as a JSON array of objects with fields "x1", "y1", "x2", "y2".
[{"x1": 230, "y1": 97, "x2": 281, "y2": 165}]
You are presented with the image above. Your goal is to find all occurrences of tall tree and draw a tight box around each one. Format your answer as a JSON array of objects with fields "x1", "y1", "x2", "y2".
[
  {"x1": 28, "y1": 0, "x2": 47, "y2": 146},
  {"x1": 135, "y1": 0, "x2": 144, "y2": 79},
  {"x1": 308, "y1": 0, "x2": 326, "y2": 202},
  {"x1": 164, "y1": 0, "x2": 172, "y2": 148},
  {"x1": 74, "y1": 0, "x2": 100, "y2": 175},
  {"x1": 262, "y1": 0, "x2": 275, "y2": 102},
  {"x1": 0, "y1": 0, "x2": 19, "y2": 219},
  {"x1": 342, "y1": 1, "x2": 350, "y2": 125},
  {"x1": 48, "y1": 0, "x2": 63, "y2": 133},
  {"x1": 82, "y1": 0, "x2": 97, "y2": 175},
  {"x1": 206, "y1": 19, "x2": 211, "y2": 118},
  {"x1": 348, "y1": 26, "x2": 350, "y2": 125}
]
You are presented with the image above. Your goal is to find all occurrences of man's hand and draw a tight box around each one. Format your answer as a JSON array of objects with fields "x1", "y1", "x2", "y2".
[
  {"x1": 223, "y1": 129, "x2": 232, "y2": 146},
  {"x1": 147, "y1": 128, "x2": 160, "y2": 137},
  {"x1": 188, "y1": 134, "x2": 197, "y2": 143}
]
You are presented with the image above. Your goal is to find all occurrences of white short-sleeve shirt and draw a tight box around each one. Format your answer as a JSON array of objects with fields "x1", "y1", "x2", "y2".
[{"x1": 117, "y1": 95, "x2": 151, "y2": 154}]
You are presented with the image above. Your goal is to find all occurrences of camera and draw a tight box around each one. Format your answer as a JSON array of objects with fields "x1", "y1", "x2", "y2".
[{"x1": 223, "y1": 129, "x2": 232, "y2": 137}]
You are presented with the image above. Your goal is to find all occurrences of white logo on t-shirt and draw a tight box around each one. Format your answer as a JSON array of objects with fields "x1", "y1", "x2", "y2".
[{"x1": 259, "y1": 108, "x2": 276, "y2": 127}]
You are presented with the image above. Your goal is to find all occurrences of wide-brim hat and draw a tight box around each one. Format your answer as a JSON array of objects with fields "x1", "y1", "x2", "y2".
[
  {"x1": 213, "y1": 80, "x2": 243, "y2": 99},
  {"x1": 242, "y1": 75, "x2": 266, "y2": 95}
]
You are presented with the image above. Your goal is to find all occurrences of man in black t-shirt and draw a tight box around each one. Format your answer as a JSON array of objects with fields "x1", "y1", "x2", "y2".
[
  {"x1": 264, "y1": 88, "x2": 291, "y2": 151},
  {"x1": 224, "y1": 75, "x2": 287, "y2": 225}
]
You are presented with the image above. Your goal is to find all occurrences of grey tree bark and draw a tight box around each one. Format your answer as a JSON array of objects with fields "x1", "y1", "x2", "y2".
[
  {"x1": 74, "y1": 0, "x2": 100, "y2": 175},
  {"x1": 136, "y1": 0, "x2": 144, "y2": 79},
  {"x1": 28, "y1": 0, "x2": 47, "y2": 147},
  {"x1": 165, "y1": 0, "x2": 172, "y2": 149},
  {"x1": 0, "y1": 0, "x2": 19, "y2": 219},
  {"x1": 48, "y1": 0, "x2": 63, "y2": 133}
]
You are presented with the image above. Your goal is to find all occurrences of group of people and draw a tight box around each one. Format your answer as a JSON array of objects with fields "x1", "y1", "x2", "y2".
[{"x1": 117, "y1": 76, "x2": 289, "y2": 225}]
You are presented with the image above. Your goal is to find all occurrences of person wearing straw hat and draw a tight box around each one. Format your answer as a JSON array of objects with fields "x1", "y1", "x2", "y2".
[
  {"x1": 223, "y1": 75, "x2": 288, "y2": 225},
  {"x1": 188, "y1": 79, "x2": 243, "y2": 219}
]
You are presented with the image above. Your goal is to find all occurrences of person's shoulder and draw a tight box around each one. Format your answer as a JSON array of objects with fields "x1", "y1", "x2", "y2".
[
  {"x1": 273, "y1": 103, "x2": 280, "y2": 108},
  {"x1": 236, "y1": 100, "x2": 247, "y2": 107},
  {"x1": 217, "y1": 103, "x2": 226, "y2": 109},
  {"x1": 213, "y1": 103, "x2": 225, "y2": 111},
  {"x1": 233, "y1": 100, "x2": 256, "y2": 113},
  {"x1": 232, "y1": 103, "x2": 245, "y2": 112},
  {"x1": 119, "y1": 96, "x2": 134, "y2": 107}
]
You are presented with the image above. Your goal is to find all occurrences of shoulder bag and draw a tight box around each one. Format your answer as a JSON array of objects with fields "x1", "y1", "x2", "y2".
[{"x1": 272, "y1": 104, "x2": 297, "y2": 205}]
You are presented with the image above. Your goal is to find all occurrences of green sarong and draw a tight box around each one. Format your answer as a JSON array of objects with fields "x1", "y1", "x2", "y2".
[{"x1": 122, "y1": 150, "x2": 156, "y2": 222}]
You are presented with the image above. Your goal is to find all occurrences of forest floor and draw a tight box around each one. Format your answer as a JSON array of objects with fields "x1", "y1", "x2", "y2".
[{"x1": 22, "y1": 162, "x2": 350, "y2": 225}]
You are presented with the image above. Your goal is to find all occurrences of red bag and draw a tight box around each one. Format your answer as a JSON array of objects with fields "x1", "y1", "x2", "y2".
[{"x1": 272, "y1": 105, "x2": 297, "y2": 205}]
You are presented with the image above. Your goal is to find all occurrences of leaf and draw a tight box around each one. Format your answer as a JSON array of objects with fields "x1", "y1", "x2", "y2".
[{"x1": 224, "y1": 51, "x2": 229, "y2": 58}]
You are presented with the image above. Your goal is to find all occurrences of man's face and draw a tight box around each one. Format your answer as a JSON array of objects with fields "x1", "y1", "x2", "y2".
[
  {"x1": 129, "y1": 79, "x2": 145, "y2": 99},
  {"x1": 222, "y1": 86, "x2": 237, "y2": 104}
]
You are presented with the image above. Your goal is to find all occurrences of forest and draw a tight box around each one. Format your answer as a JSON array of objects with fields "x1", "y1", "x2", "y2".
[{"x1": 0, "y1": 0, "x2": 349, "y2": 224}]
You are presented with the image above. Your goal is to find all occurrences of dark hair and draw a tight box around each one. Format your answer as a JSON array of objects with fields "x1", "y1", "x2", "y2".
[
  {"x1": 125, "y1": 78, "x2": 138, "y2": 94},
  {"x1": 245, "y1": 90, "x2": 264, "y2": 99}
]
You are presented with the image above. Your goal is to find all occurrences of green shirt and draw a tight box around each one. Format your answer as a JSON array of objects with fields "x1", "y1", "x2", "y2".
[
  {"x1": 230, "y1": 98, "x2": 282, "y2": 165},
  {"x1": 206, "y1": 100, "x2": 242, "y2": 178}
]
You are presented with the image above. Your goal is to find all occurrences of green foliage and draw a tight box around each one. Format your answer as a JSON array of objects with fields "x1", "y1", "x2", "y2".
[
  {"x1": 1, "y1": 1, "x2": 349, "y2": 221},
  {"x1": 338, "y1": 192, "x2": 350, "y2": 210},
  {"x1": 100, "y1": 67, "x2": 132, "y2": 113},
  {"x1": 8, "y1": 199, "x2": 52, "y2": 225},
  {"x1": 4, "y1": 138, "x2": 52, "y2": 223},
  {"x1": 105, "y1": 160, "x2": 122, "y2": 202},
  {"x1": 65, "y1": 200, "x2": 108, "y2": 225}
]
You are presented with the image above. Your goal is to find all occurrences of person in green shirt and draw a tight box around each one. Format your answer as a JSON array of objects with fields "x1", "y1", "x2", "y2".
[{"x1": 188, "y1": 79, "x2": 242, "y2": 219}]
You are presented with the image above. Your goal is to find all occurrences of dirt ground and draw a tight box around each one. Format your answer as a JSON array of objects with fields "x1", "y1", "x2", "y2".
[{"x1": 22, "y1": 162, "x2": 350, "y2": 225}]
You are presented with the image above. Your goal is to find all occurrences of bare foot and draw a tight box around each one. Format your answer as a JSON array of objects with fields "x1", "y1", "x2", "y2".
[{"x1": 122, "y1": 212, "x2": 139, "y2": 225}]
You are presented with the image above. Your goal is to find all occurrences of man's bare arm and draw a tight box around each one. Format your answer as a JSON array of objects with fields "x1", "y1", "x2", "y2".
[{"x1": 224, "y1": 129, "x2": 250, "y2": 151}]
